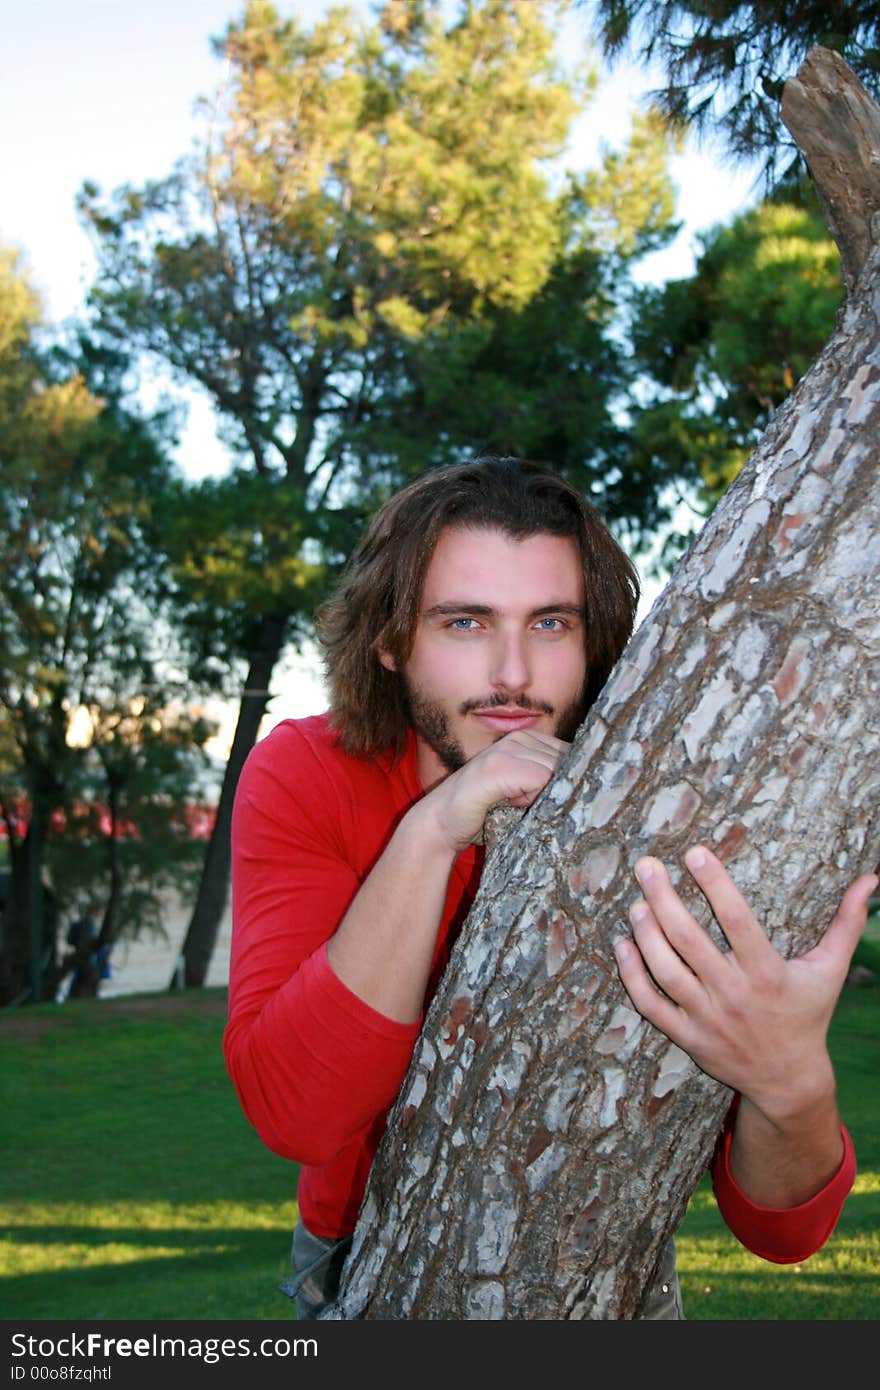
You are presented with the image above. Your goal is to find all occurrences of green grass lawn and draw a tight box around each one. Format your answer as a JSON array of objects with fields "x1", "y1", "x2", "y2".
[
  {"x1": 675, "y1": 907, "x2": 880, "y2": 1320},
  {"x1": 678, "y1": 974, "x2": 880, "y2": 1319},
  {"x1": 0, "y1": 991, "x2": 299, "y2": 1321},
  {"x1": 1, "y1": 968, "x2": 877, "y2": 1321}
]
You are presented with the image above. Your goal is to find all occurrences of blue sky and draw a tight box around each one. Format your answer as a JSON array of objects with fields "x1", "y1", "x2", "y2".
[{"x1": 1, "y1": 1, "x2": 760, "y2": 725}]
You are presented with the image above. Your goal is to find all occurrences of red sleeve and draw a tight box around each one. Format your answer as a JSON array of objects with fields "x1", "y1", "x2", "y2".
[
  {"x1": 710, "y1": 1103, "x2": 857, "y2": 1263},
  {"x1": 222, "y1": 726, "x2": 421, "y2": 1165}
]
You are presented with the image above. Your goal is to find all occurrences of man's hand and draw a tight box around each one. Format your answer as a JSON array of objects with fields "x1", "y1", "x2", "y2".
[
  {"x1": 613, "y1": 846, "x2": 878, "y2": 1123},
  {"x1": 328, "y1": 729, "x2": 570, "y2": 1023},
  {"x1": 423, "y1": 730, "x2": 570, "y2": 854}
]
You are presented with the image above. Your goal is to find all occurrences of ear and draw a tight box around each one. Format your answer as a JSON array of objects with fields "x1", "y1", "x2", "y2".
[{"x1": 377, "y1": 645, "x2": 397, "y2": 672}]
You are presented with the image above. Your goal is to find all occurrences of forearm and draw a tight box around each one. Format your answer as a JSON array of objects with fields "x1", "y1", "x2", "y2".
[
  {"x1": 728, "y1": 1057, "x2": 844, "y2": 1208},
  {"x1": 326, "y1": 797, "x2": 458, "y2": 1023},
  {"x1": 712, "y1": 1094, "x2": 856, "y2": 1263}
]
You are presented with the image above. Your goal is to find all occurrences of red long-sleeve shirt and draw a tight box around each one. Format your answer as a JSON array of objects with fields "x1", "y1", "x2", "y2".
[{"x1": 224, "y1": 713, "x2": 855, "y2": 1254}]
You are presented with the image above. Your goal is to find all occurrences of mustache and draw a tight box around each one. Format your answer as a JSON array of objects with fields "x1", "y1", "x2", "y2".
[{"x1": 459, "y1": 692, "x2": 554, "y2": 716}]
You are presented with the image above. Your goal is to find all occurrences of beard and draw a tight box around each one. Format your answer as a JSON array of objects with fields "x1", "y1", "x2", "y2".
[{"x1": 402, "y1": 677, "x2": 588, "y2": 776}]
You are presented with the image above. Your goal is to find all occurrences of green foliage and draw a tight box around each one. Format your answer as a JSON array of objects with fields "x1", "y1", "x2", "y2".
[
  {"x1": 80, "y1": 1, "x2": 584, "y2": 470},
  {"x1": 71, "y1": 2, "x2": 687, "y2": 987},
  {"x1": 72, "y1": 0, "x2": 678, "y2": 982},
  {"x1": 689, "y1": 201, "x2": 844, "y2": 400},
  {"x1": 155, "y1": 470, "x2": 329, "y2": 687},
  {"x1": 48, "y1": 700, "x2": 215, "y2": 947},
  {"x1": 583, "y1": 1, "x2": 880, "y2": 174},
  {"x1": 0, "y1": 245, "x2": 41, "y2": 362},
  {"x1": 359, "y1": 242, "x2": 682, "y2": 540},
  {"x1": 571, "y1": 105, "x2": 682, "y2": 263},
  {"x1": 79, "y1": 0, "x2": 682, "y2": 576},
  {"x1": 626, "y1": 195, "x2": 844, "y2": 558},
  {"x1": 70, "y1": 3, "x2": 616, "y2": 716},
  {"x1": 230, "y1": 0, "x2": 581, "y2": 320},
  {"x1": 0, "y1": 250, "x2": 217, "y2": 1003}
]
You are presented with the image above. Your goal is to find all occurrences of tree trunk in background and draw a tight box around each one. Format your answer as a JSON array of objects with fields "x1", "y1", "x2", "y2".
[
  {"x1": 0, "y1": 793, "x2": 49, "y2": 1007},
  {"x1": 172, "y1": 610, "x2": 288, "y2": 989},
  {"x1": 327, "y1": 48, "x2": 880, "y2": 1320},
  {"x1": 0, "y1": 839, "x2": 30, "y2": 1006}
]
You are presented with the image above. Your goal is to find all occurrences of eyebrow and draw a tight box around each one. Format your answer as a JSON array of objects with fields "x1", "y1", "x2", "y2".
[{"x1": 422, "y1": 602, "x2": 585, "y2": 620}]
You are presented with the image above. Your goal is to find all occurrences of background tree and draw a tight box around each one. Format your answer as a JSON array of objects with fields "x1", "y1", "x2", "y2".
[
  {"x1": 79, "y1": 0, "x2": 681, "y2": 986},
  {"x1": 582, "y1": 0, "x2": 880, "y2": 173},
  {"x1": 49, "y1": 695, "x2": 215, "y2": 1001},
  {"x1": 326, "y1": 47, "x2": 880, "y2": 1319},
  {"x1": 627, "y1": 190, "x2": 845, "y2": 562},
  {"x1": 370, "y1": 106, "x2": 682, "y2": 540},
  {"x1": 0, "y1": 250, "x2": 213, "y2": 1005}
]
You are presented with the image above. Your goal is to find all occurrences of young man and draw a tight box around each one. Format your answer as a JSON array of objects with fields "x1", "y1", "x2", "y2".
[{"x1": 224, "y1": 457, "x2": 874, "y2": 1320}]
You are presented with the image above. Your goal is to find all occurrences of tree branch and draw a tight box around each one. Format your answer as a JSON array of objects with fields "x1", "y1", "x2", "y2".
[{"x1": 781, "y1": 46, "x2": 880, "y2": 292}]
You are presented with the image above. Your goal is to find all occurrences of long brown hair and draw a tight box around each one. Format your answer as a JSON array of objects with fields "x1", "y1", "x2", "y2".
[{"x1": 316, "y1": 457, "x2": 640, "y2": 756}]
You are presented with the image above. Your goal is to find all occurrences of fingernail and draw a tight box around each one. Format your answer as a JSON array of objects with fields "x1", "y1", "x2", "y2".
[
  {"x1": 635, "y1": 858, "x2": 655, "y2": 884},
  {"x1": 685, "y1": 846, "x2": 707, "y2": 871},
  {"x1": 630, "y1": 901, "x2": 649, "y2": 925}
]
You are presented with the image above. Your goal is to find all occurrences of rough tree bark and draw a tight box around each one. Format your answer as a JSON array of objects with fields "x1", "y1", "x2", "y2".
[{"x1": 326, "y1": 48, "x2": 880, "y2": 1320}]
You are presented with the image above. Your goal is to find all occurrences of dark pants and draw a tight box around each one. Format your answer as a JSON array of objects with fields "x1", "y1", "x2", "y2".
[
  {"x1": 280, "y1": 1220, "x2": 353, "y2": 1320},
  {"x1": 280, "y1": 1219, "x2": 683, "y2": 1320},
  {"x1": 638, "y1": 1236, "x2": 685, "y2": 1320}
]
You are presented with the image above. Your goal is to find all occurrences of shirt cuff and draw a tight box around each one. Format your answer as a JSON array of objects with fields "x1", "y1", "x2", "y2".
[{"x1": 712, "y1": 1121, "x2": 857, "y2": 1264}]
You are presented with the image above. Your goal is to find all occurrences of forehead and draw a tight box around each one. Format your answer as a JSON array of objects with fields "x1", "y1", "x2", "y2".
[{"x1": 420, "y1": 525, "x2": 585, "y2": 609}]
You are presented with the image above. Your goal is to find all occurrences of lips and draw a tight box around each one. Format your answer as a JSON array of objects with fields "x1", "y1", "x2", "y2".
[{"x1": 472, "y1": 708, "x2": 544, "y2": 732}]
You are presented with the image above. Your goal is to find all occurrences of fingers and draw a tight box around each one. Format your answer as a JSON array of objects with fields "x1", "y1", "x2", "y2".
[
  {"x1": 677, "y1": 845, "x2": 766, "y2": 962},
  {"x1": 444, "y1": 730, "x2": 569, "y2": 843},
  {"x1": 635, "y1": 843, "x2": 778, "y2": 975},
  {"x1": 626, "y1": 898, "x2": 706, "y2": 1007},
  {"x1": 501, "y1": 729, "x2": 570, "y2": 766},
  {"x1": 812, "y1": 872, "x2": 879, "y2": 975},
  {"x1": 612, "y1": 936, "x2": 691, "y2": 1048},
  {"x1": 630, "y1": 852, "x2": 726, "y2": 978},
  {"x1": 616, "y1": 847, "x2": 764, "y2": 1025},
  {"x1": 508, "y1": 730, "x2": 570, "y2": 751},
  {"x1": 623, "y1": 847, "x2": 878, "y2": 998},
  {"x1": 482, "y1": 730, "x2": 569, "y2": 794},
  {"x1": 614, "y1": 850, "x2": 879, "y2": 1100}
]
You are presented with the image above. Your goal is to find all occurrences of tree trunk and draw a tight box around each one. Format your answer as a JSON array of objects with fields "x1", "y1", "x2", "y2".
[
  {"x1": 172, "y1": 610, "x2": 288, "y2": 989},
  {"x1": 327, "y1": 48, "x2": 880, "y2": 1320},
  {"x1": 0, "y1": 839, "x2": 29, "y2": 1006},
  {"x1": 0, "y1": 795, "x2": 50, "y2": 1007}
]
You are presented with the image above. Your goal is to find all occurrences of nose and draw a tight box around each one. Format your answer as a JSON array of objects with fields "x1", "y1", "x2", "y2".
[{"x1": 489, "y1": 629, "x2": 531, "y2": 694}]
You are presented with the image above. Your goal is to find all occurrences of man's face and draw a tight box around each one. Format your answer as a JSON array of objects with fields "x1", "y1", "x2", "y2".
[{"x1": 381, "y1": 525, "x2": 589, "y2": 788}]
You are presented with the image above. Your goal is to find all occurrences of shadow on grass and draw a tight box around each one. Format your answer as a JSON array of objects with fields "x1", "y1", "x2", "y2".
[{"x1": 2, "y1": 1224, "x2": 298, "y2": 1321}]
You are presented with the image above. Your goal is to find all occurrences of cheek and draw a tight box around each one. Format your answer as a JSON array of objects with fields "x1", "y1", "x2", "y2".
[
  {"x1": 409, "y1": 640, "x2": 479, "y2": 695},
  {"x1": 544, "y1": 650, "x2": 586, "y2": 706},
  {"x1": 541, "y1": 641, "x2": 587, "y2": 692}
]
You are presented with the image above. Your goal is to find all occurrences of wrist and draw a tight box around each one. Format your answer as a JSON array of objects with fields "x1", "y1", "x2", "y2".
[
  {"x1": 730, "y1": 1067, "x2": 845, "y2": 1210},
  {"x1": 402, "y1": 791, "x2": 466, "y2": 860},
  {"x1": 741, "y1": 1054, "x2": 837, "y2": 1136}
]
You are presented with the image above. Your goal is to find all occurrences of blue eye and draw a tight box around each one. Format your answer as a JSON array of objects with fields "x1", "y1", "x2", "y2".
[
  {"x1": 536, "y1": 617, "x2": 563, "y2": 631},
  {"x1": 449, "y1": 617, "x2": 479, "y2": 630}
]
